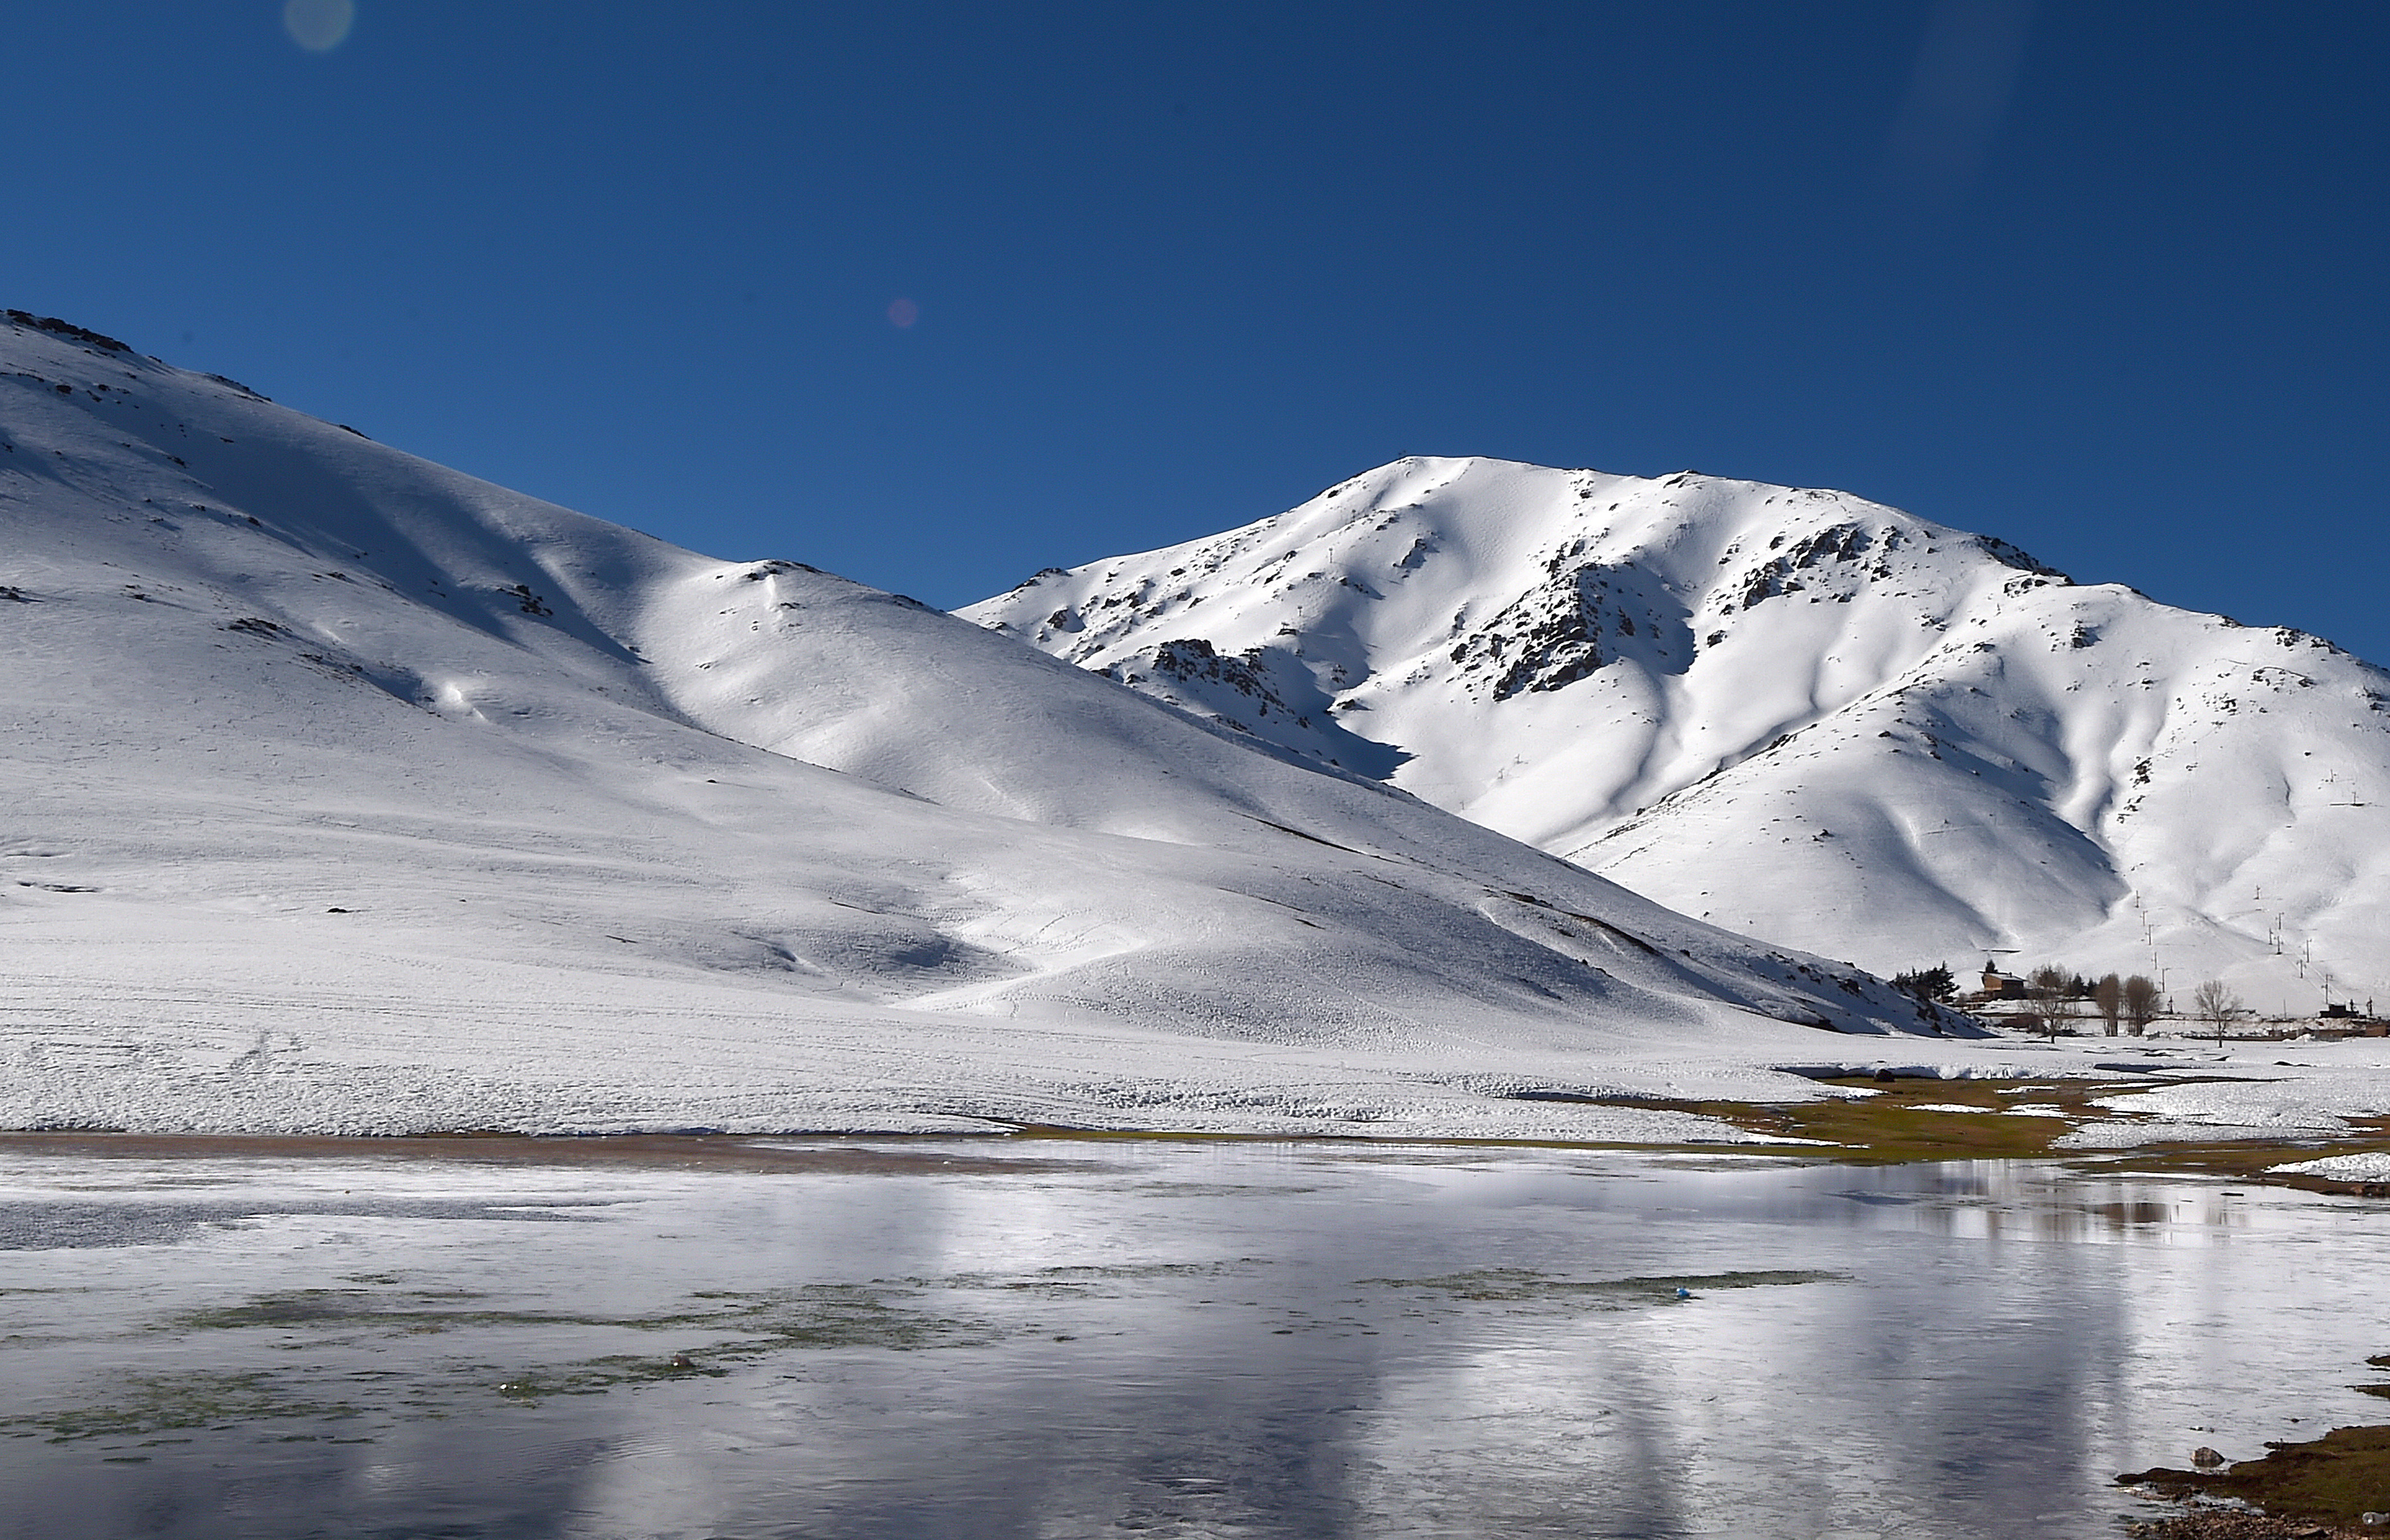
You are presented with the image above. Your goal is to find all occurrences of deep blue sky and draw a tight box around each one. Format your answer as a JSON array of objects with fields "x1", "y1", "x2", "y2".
[{"x1": 10, "y1": 3, "x2": 2388, "y2": 657}]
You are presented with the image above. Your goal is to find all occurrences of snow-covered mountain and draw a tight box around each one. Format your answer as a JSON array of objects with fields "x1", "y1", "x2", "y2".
[
  {"x1": 964, "y1": 457, "x2": 2390, "y2": 1008},
  {"x1": 0, "y1": 314, "x2": 1971, "y2": 1139}
]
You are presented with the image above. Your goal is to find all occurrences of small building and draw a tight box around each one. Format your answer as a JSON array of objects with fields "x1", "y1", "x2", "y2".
[{"x1": 1979, "y1": 968, "x2": 2027, "y2": 999}]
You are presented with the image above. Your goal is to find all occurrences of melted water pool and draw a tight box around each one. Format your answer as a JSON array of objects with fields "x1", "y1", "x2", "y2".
[{"x1": 1, "y1": 1139, "x2": 2382, "y2": 1538}]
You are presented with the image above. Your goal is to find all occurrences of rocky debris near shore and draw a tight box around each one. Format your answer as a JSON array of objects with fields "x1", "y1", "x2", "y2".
[
  {"x1": 2125, "y1": 1516, "x2": 2382, "y2": 1539},
  {"x1": 2122, "y1": 1417, "x2": 2390, "y2": 1536}
]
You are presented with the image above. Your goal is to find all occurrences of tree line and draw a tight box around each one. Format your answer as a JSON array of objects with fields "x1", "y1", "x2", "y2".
[
  {"x1": 1894, "y1": 961, "x2": 2266, "y2": 1042},
  {"x1": 1892, "y1": 964, "x2": 2165, "y2": 1036}
]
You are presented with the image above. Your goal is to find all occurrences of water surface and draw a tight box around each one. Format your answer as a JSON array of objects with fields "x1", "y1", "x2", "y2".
[{"x1": 2, "y1": 1138, "x2": 2383, "y2": 1539}]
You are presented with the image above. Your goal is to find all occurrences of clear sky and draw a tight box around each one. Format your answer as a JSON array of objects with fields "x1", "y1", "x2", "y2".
[{"x1": 9, "y1": 3, "x2": 2387, "y2": 658}]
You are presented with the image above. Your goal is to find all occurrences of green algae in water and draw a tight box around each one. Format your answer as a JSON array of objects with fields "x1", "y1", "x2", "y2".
[
  {"x1": 169, "y1": 1286, "x2": 711, "y2": 1336},
  {"x1": 463, "y1": 1287, "x2": 1002, "y2": 1403},
  {"x1": 164, "y1": 1266, "x2": 1229, "y2": 1351},
  {"x1": 490, "y1": 1354, "x2": 725, "y2": 1401},
  {"x1": 165, "y1": 1280, "x2": 991, "y2": 1346},
  {"x1": 717, "y1": 1282, "x2": 999, "y2": 1352},
  {"x1": 25, "y1": 1283, "x2": 1003, "y2": 1433},
  {"x1": 8, "y1": 1372, "x2": 363, "y2": 1444},
  {"x1": 1357, "y1": 1267, "x2": 1845, "y2": 1304},
  {"x1": 936, "y1": 1261, "x2": 1237, "y2": 1298}
]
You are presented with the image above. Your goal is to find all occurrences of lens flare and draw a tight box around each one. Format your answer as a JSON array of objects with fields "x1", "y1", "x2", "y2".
[
  {"x1": 283, "y1": 0, "x2": 356, "y2": 52},
  {"x1": 886, "y1": 298, "x2": 919, "y2": 329}
]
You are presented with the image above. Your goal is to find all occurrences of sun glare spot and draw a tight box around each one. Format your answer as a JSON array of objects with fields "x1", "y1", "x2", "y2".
[
  {"x1": 886, "y1": 297, "x2": 919, "y2": 329},
  {"x1": 283, "y1": 0, "x2": 356, "y2": 52}
]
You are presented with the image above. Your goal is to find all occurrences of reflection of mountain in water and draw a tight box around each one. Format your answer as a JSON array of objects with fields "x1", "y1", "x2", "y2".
[{"x1": 5, "y1": 1144, "x2": 2372, "y2": 1539}]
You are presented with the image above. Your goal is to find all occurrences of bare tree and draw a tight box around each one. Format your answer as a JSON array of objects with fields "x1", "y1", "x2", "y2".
[
  {"x1": 2191, "y1": 979, "x2": 2243, "y2": 1045},
  {"x1": 2093, "y1": 973, "x2": 2123, "y2": 1036},
  {"x1": 2028, "y1": 965, "x2": 2071, "y2": 1041},
  {"x1": 2123, "y1": 974, "x2": 2158, "y2": 1035}
]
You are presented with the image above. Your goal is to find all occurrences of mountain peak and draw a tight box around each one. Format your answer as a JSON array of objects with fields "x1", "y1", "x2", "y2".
[{"x1": 964, "y1": 459, "x2": 2390, "y2": 1005}]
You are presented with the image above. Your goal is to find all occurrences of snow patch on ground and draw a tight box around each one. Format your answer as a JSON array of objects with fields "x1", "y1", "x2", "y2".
[{"x1": 2269, "y1": 1151, "x2": 2390, "y2": 1181}]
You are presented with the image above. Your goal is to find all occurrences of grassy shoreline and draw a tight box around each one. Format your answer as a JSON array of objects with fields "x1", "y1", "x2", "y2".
[
  {"x1": 2120, "y1": 1412, "x2": 2390, "y2": 1536},
  {"x1": 3, "y1": 1078, "x2": 2389, "y2": 1191},
  {"x1": 1591, "y1": 1074, "x2": 2390, "y2": 1194}
]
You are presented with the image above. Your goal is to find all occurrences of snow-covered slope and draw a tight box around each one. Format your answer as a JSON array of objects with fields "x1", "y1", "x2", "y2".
[
  {"x1": 0, "y1": 314, "x2": 1974, "y2": 1138},
  {"x1": 964, "y1": 457, "x2": 2390, "y2": 1006}
]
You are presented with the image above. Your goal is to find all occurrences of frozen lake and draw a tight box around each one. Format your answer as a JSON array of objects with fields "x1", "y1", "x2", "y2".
[{"x1": 2, "y1": 1135, "x2": 2384, "y2": 1539}]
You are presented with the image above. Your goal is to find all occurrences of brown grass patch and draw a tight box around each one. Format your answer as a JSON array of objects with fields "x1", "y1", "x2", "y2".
[{"x1": 1598, "y1": 1078, "x2": 2390, "y2": 1193}]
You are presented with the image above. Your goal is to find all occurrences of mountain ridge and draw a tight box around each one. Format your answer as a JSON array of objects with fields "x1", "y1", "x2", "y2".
[
  {"x1": 964, "y1": 456, "x2": 2390, "y2": 1008},
  {"x1": 1, "y1": 314, "x2": 1977, "y2": 1139}
]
